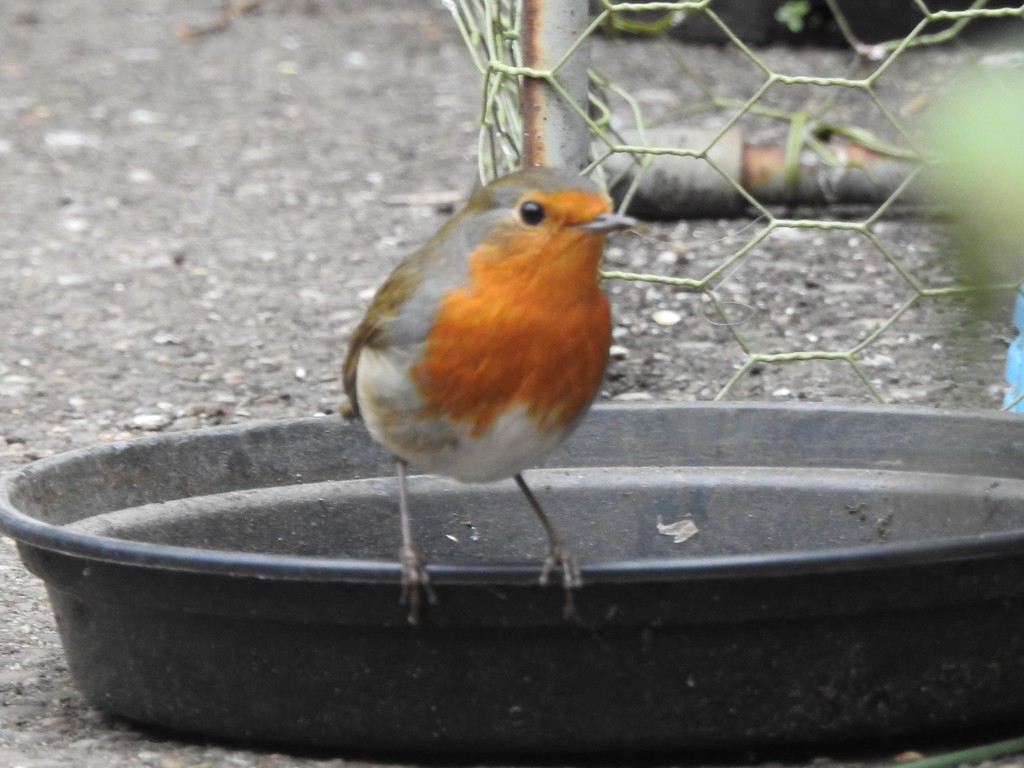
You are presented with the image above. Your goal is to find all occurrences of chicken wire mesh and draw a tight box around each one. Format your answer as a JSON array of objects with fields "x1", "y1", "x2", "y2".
[{"x1": 446, "y1": 0, "x2": 1024, "y2": 406}]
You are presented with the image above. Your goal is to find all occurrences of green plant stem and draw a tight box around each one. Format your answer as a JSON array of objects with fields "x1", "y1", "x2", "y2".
[{"x1": 890, "y1": 736, "x2": 1024, "y2": 768}]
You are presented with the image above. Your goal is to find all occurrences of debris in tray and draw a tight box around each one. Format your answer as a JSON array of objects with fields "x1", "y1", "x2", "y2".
[{"x1": 656, "y1": 516, "x2": 699, "y2": 544}]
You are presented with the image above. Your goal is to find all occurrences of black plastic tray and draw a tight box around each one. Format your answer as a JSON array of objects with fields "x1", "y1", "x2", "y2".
[{"x1": 3, "y1": 403, "x2": 1024, "y2": 753}]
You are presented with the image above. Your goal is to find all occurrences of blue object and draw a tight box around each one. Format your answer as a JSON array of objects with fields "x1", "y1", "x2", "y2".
[{"x1": 1004, "y1": 286, "x2": 1024, "y2": 411}]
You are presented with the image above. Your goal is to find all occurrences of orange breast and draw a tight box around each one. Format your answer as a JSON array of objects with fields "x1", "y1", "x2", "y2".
[{"x1": 411, "y1": 229, "x2": 611, "y2": 437}]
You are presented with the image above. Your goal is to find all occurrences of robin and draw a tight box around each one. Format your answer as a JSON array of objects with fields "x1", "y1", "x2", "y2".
[{"x1": 342, "y1": 166, "x2": 636, "y2": 622}]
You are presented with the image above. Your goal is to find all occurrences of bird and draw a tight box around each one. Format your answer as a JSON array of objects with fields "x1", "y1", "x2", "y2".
[{"x1": 341, "y1": 166, "x2": 636, "y2": 622}]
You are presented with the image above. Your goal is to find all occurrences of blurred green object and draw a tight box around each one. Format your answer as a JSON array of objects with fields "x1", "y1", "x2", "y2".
[
  {"x1": 775, "y1": 0, "x2": 812, "y2": 33},
  {"x1": 928, "y1": 70, "x2": 1024, "y2": 311}
]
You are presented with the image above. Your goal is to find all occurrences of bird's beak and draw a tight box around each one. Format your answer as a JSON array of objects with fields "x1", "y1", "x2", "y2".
[{"x1": 575, "y1": 211, "x2": 637, "y2": 233}]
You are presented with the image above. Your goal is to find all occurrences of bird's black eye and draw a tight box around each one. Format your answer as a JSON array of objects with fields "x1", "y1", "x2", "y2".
[{"x1": 519, "y1": 200, "x2": 545, "y2": 226}]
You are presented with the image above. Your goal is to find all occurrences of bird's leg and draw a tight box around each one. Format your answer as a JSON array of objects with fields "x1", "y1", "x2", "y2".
[
  {"x1": 513, "y1": 473, "x2": 582, "y2": 617},
  {"x1": 396, "y1": 458, "x2": 436, "y2": 623}
]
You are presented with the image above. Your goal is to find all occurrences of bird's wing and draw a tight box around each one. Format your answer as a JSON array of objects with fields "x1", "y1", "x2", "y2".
[{"x1": 341, "y1": 211, "x2": 488, "y2": 418}]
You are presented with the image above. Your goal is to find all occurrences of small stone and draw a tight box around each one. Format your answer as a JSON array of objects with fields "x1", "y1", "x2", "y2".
[
  {"x1": 67, "y1": 738, "x2": 104, "y2": 750},
  {"x1": 129, "y1": 168, "x2": 155, "y2": 184},
  {"x1": 44, "y1": 130, "x2": 101, "y2": 151},
  {"x1": 0, "y1": 374, "x2": 36, "y2": 397},
  {"x1": 130, "y1": 413, "x2": 172, "y2": 431},
  {"x1": 317, "y1": 397, "x2": 339, "y2": 414},
  {"x1": 608, "y1": 345, "x2": 629, "y2": 360},
  {"x1": 185, "y1": 402, "x2": 228, "y2": 418},
  {"x1": 56, "y1": 272, "x2": 91, "y2": 285},
  {"x1": 605, "y1": 245, "x2": 626, "y2": 264},
  {"x1": 128, "y1": 109, "x2": 163, "y2": 125},
  {"x1": 652, "y1": 309, "x2": 682, "y2": 327},
  {"x1": 60, "y1": 217, "x2": 89, "y2": 233},
  {"x1": 0, "y1": 669, "x2": 37, "y2": 684},
  {"x1": 614, "y1": 391, "x2": 654, "y2": 401}
]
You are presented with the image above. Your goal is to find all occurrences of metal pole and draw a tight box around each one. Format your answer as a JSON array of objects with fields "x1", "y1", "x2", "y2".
[{"x1": 520, "y1": 0, "x2": 592, "y2": 171}]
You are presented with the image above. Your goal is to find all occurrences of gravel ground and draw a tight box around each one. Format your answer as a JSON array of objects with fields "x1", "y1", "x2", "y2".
[{"x1": 1, "y1": 1, "x2": 1021, "y2": 766}]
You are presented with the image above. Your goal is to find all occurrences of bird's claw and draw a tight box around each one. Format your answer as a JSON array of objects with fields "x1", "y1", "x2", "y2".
[
  {"x1": 400, "y1": 543, "x2": 437, "y2": 624},
  {"x1": 540, "y1": 542, "x2": 582, "y2": 618}
]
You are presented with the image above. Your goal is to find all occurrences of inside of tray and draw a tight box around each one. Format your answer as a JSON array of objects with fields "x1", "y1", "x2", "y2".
[{"x1": 57, "y1": 465, "x2": 1024, "y2": 562}]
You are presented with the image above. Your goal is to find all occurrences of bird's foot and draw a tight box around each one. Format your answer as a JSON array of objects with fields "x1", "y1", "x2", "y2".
[
  {"x1": 400, "y1": 543, "x2": 436, "y2": 624},
  {"x1": 540, "y1": 542, "x2": 582, "y2": 618}
]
